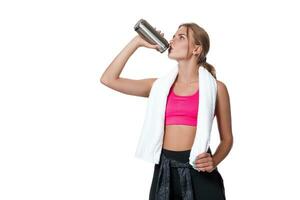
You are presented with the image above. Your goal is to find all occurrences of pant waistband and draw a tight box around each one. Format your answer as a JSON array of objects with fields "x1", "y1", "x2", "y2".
[
  {"x1": 161, "y1": 147, "x2": 212, "y2": 164},
  {"x1": 162, "y1": 148, "x2": 191, "y2": 163}
]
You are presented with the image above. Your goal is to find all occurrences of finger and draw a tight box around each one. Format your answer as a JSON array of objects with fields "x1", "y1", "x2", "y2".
[
  {"x1": 196, "y1": 162, "x2": 210, "y2": 168},
  {"x1": 196, "y1": 163, "x2": 209, "y2": 168},
  {"x1": 196, "y1": 153, "x2": 204, "y2": 159},
  {"x1": 203, "y1": 166, "x2": 215, "y2": 173},
  {"x1": 196, "y1": 153, "x2": 210, "y2": 159},
  {"x1": 208, "y1": 157, "x2": 213, "y2": 162},
  {"x1": 195, "y1": 156, "x2": 212, "y2": 164},
  {"x1": 151, "y1": 45, "x2": 159, "y2": 51},
  {"x1": 200, "y1": 166, "x2": 212, "y2": 172},
  {"x1": 197, "y1": 167, "x2": 206, "y2": 172},
  {"x1": 196, "y1": 159, "x2": 213, "y2": 164},
  {"x1": 195, "y1": 158, "x2": 206, "y2": 164},
  {"x1": 201, "y1": 157, "x2": 212, "y2": 164},
  {"x1": 200, "y1": 157, "x2": 213, "y2": 163}
]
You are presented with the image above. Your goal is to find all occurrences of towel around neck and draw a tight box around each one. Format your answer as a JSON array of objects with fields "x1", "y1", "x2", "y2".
[{"x1": 134, "y1": 64, "x2": 217, "y2": 170}]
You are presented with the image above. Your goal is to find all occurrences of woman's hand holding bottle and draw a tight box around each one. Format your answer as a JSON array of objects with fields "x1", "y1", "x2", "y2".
[{"x1": 133, "y1": 28, "x2": 165, "y2": 51}]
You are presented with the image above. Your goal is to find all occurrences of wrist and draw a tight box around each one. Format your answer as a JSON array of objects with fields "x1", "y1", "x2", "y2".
[
  {"x1": 131, "y1": 36, "x2": 142, "y2": 48},
  {"x1": 212, "y1": 155, "x2": 219, "y2": 168}
]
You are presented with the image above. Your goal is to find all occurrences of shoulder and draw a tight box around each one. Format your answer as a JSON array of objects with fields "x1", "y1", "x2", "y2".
[
  {"x1": 216, "y1": 80, "x2": 227, "y2": 90},
  {"x1": 216, "y1": 80, "x2": 230, "y2": 100}
]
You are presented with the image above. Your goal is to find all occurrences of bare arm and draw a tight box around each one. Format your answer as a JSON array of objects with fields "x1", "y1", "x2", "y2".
[
  {"x1": 212, "y1": 80, "x2": 234, "y2": 167},
  {"x1": 100, "y1": 31, "x2": 164, "y2": 97}
]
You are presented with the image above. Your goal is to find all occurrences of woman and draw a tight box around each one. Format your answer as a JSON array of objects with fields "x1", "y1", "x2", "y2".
[{"x1": 101, "y1": 22, "x2": 233, "y2": 200}]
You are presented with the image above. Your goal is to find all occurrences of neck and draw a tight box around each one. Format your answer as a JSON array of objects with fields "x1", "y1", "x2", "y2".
[{"x1": 176, "y1": 61, "x2": 200, "y2": 83}]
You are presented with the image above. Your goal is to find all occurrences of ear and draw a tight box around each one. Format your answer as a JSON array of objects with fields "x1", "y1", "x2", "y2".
[{"x1": 192, "y1": 45, "x2": 202, "y2": 55}]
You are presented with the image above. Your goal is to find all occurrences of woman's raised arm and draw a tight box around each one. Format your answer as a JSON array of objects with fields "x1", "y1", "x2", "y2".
[{"x1": 100, "y1": 33, "x2": 162, "y2": 97}]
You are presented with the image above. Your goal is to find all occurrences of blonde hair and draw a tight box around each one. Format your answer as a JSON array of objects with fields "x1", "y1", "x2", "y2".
[{"x1": 178, "y1": 23, "x2": 217, "y2": 79}]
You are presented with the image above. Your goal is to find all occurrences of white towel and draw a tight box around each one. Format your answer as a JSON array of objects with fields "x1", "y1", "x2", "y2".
[{"x1": 134, "y1": 64, "x2": 217, "y2": 170}]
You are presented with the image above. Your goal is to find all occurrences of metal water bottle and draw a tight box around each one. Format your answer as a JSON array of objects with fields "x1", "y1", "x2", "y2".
[{"x1": 134, "y1": 19, "x2": 169, "y2": 53}]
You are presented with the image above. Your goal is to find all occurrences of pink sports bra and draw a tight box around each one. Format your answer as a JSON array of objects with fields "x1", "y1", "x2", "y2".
[{"x1": 164, "y1": 84, "x2": 199, "y2": 126}]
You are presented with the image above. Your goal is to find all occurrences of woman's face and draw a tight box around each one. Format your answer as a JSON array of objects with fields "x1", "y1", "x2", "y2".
[{"x1": 168, "y1": 26, "x2": 195, "y2": 61}]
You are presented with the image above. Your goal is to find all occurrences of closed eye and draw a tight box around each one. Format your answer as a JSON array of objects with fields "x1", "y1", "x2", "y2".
[{"x1": 172, "y1": 34, "x2": 186, "y2": 39}]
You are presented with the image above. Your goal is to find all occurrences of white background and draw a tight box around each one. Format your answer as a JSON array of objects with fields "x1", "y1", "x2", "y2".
[{"x1": 1, "y1": 0, "x2": 300, "y2": 199}]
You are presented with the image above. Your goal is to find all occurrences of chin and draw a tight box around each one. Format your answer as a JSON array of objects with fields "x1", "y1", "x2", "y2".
[
  {"x1": 168, "y1": 53, "x2": 183, "y2": 61},
  {"x1": 167, "y1": 55, "x2": 176, "y2": 60},
  {"x1": 168, "y1": 52, "x2": 176, "y2": 59}
]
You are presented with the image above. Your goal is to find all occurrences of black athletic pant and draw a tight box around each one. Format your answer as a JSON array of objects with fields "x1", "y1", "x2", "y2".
[{"x1": 149, "y1": 147, "x2": 226, "y2": 200}]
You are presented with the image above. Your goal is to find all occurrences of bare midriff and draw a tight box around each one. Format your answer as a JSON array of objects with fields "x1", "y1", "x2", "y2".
[{"x1": 162, "y1": 125, "x2": 196, "y2": 151}]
